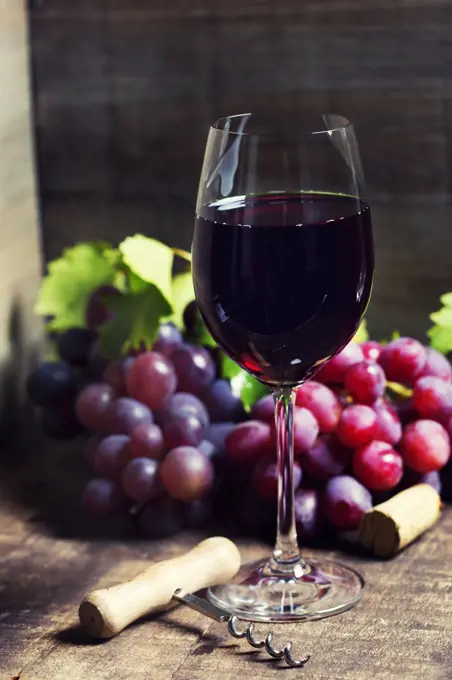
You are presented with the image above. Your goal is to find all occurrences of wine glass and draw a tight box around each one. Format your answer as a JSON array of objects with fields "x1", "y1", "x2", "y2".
[{"x1": 191, "y1": 112, "x2": 374, "y2": 622}]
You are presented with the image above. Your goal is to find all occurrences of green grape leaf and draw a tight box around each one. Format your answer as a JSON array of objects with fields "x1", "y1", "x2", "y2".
[
  {"x1": 351, "y1": 319, "x2": 369, "y2": 344},
  {"x1": 428, "y1": 299, "x2": 452, "y2": 354},
  {"x1": 98, "y1": 285, "x2": 172, "y2": 359},
  {"x1": 34, "y1": 243, "x2": 117, "y2": 331},
  {"x1": 170, "y1": 271, "x2": 195, "y2": 329},
  {"x1": 120, "y1": 235, "x2": 174, "y2": 305},
  {"x1": 221, "y1": 352, "x2": 269, "y2": 411}
]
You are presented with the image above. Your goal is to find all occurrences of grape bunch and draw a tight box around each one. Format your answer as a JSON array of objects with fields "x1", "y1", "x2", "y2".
[{"x1": 26, "y1": 284, "x2": 452, "y2": 541}]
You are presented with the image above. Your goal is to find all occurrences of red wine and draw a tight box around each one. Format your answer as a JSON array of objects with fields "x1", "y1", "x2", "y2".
[{"x1": 193, "y1": 193, "x2": 374, "y2": 386}]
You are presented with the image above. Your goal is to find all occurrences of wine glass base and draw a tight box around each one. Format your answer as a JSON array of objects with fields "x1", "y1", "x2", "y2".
[{"x1": 207, "y1": 557, "x2": 364, "y2": 623}]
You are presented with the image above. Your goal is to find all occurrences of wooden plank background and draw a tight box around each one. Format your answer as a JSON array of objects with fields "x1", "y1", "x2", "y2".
[{"x1": 28, "y1": 0, "x2": 452, "y2": 338}]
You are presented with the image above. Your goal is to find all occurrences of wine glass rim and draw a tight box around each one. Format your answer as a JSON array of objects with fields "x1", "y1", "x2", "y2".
[{"x1": 211, "y1": 112, "x2": 353, "y2": 137}]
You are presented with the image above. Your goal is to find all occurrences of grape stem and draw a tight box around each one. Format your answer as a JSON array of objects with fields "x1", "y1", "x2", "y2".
[
  {"x1": 386, "y1": 381, "x2": 413, "y2": 399},
  {"x1": 172, "y1": 248, "x2": 192, "y2": 264},
  {"x1": 269, "y1": 388, "x2": 303, "y2": 572}
]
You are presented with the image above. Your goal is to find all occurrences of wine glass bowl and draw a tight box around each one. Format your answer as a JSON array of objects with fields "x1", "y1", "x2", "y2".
[{"x1": 192, "y1": 112, "x2": 374, "y2": 622}]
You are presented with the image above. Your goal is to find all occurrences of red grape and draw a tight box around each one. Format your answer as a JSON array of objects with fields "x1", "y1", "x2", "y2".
[
  {"x1": 412, "y1": 375, "x2": 452, "y2": 423},
  {"x1": 417, "y1": 347, "x2": 452, "y2": 381},
  {"x1": 378, "y1": 336, "x2": 426, "y2": 384},
  {"x1": 295, "y1": 381, "x2": 342, "y2": 433},
  {"x1": 201, "y1": 379, "x2": 245, "y2": 422},
  {"x1": 294, "y1": 488, "x2": 324, "y2": 540},
  {"x1": 160, "y1": 446, "x2": 214, "y2": 501},
  {"x1": 82, "y1": 478, "x2": 127, "y2": 516},
  {"x1": 225, "y1": 421, "x2": 274, "y2": 464},
  {"x1": 292, "y1": 407, "x2": 319, "y2": 455},
  {"x1": 126, "y1": 351, "x2": 177, "y2": 410},
  {"x1": 85, "y1": 285, "x2": 120, "y2": 330},
  {"x1": 75, "y1": 383, "x2": 115, "y2": 432},
  {"x1": 107, "y1": 397, "x2": 153, "y2": 435},
  {"x1": 324, "y1": 475, "x2": 372, "y2": 530},
  {"x1": 153, "y1": 323, "x2": 183, "y2": 356},
  {"x1": 345, "y1": 361, "x2": 386, "y2": 405},
  {"x1": 372, "y1": 401, "x2": 402, "y2": 445},
  {"x1": 156, "y1": 392, "x2": 210, "y2": 429},
  {"x1": 337, "y1": 404, "x2": 377, "y2": 448},
  {"x1": 252, "y1": 458, "x2": 302, "y2": 501},
  {"x1": 315, "y1": 342, "x2": 364, "y2": 384},
  {"x1": 162, "y1": 413, "x2": 205, "y2": 450},
  {"x1": 122, "y1": 457, "x2": 161, "y2": 502},
  {"x1": 171, "y1": 344, "x2": 215, "y2": 396},
  {"x1": 250, "y1": 394, "x2": 274, "y2": 424},
  {"x1": 302, "y1": 435, "x2": 350, "y2": 481},
  {"x1": 129, "y1": 423, "x2": 165, "y2": 460},
  {"x1": 361, "y1": 340, "x2": 382, "y2": 363},
  {"x1": 353, "y1": 441, "x2": 403, "y2": 491},
  {"x1": 401, "y1": 419, "x2": 450, "y2": 473},
  {"x1": 103, "y1": 358, "x2": 134, "y2": 396},
  {"x1": 94, "y1": 434, "x2": 130, "y2": 480}
]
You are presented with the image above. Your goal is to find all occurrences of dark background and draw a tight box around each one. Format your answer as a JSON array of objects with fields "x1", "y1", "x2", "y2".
[{"x1": 28, "y1": 0, "x2": 452, "y2": 339}]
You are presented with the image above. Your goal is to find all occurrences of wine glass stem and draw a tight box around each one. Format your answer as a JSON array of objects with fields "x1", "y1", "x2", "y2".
[{"x1": 270, "y1": 388, "x2": 303, "y2": 573}]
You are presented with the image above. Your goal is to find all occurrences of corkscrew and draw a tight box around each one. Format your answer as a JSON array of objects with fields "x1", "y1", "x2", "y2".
[{"x1": 79, "y1": 537, "x2": 310, "y2": 668}]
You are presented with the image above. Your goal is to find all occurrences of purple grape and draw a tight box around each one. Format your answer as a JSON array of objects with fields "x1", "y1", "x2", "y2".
[
  {"x1": 401, "y1": 468, "x2": 442, "y2": 494},
  {"x1": 324, "y1": 475, "x2": 372, "y2": 530},
  {"x1": 103, "y1": 358, "x2": 135, "y2": 396},
  {"x1": 106, "y1": 397, "x2": 153, "y2": 435},
  {"x1": 126, "y1": 352, "x2": 177, "y2": 410},
  {"x1": 205, "y1": 422, "x2": 236, "y2": 452},
  {"x1": 137, "y1": 497, "x2": 184, "y2": 538},
  {"x1": 160, "y1": 446, "x2": 214, "y2": 501},
  {"x1": 162, "y1": 414, "x2": 205, "y2": 450},
  {"x1": 85, "y1": 285, "x2": 120, "y2": 330},
  {"x1": 302, "y1": 435, "x2": 350, "y2": 481},
  {"x1": 201, "y1": 379, "x2": 245, "y2": 422},
  {"x1": 294, "y1": 488, "x2": 324, "y2": 540},
  {"x1": 57, "y1": 328, "x2": 97, "y2": 367},
  {"x1": 171, "y1": 344, "x2": 215, "y2": 396},
  {"x1": 75, "y1": 383, "x2": 115, "y2": 432},
  {"x1": 153, "y1": 323, "x2": 183, "y2": 356},
  {"x1": 82, "y1": 478, "x2": 127, "y2": 516},
  {"x1": 250, "y1": 394, "x2": 275, "y2": 424},
  {"x1": 27, "y1": 361, "x2": 74, "y2": 407},
  {"x1": 155, "y1": 392, "x2": 210, "y2": 429},
  {"x1": 121, "y1": 457, "x2": 161, "y2": 502},
  {"x1": 94, "y1": 434, "x2": 130, "y2": 480},
  {"x1": 129, "y1": 423, "x2": 165, "y2": 460}
]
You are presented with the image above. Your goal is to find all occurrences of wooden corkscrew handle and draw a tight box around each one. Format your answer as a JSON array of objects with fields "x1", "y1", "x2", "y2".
[{"x1": 78, "y1": 536, "x2": 241, "y2": 639}]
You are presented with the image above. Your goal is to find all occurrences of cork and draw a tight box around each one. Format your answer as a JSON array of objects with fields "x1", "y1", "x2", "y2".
[{"x1": 358, "y1": 484, "x2": 442, "y2": 558}]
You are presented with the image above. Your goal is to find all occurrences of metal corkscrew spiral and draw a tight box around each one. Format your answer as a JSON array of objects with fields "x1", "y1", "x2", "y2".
[{"x1": 173, "y1": 590, "x2": 310, "y2": 668}]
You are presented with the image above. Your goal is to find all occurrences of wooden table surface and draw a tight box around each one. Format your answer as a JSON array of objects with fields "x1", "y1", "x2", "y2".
[{"x1": 1, "y1": 440, "x2": 451, "y2": 680}]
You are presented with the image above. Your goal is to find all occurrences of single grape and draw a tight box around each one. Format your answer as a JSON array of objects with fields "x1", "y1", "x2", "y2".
[
  {"x1": 94, "y1": 434, "x2": 130, "y2": 480},
  {"x1": 171, "y1": 344, "x2": 215, "y2": 396},
  {"x1": 378, "y1": 336, "x2": 426, "y2": 384},
  {"x1": 401, "y1": 468, "x2": 442, "y2": 494},
  {"x1": 75, "y1": 383, "x2": 115, "y2": 432},
  {"x1": 82, "y1": 478, "x2": 127, "y2": 516},
  {"x1": 87, "y1": 339, "x2": 110, "y2": 379},
  {"x1": 353, "y1": 440, "x2": 403, "y2": 491},
  {"x1": 315, "y1": 342, "x2": 364, "y2": 384},
  {"x1": 401, "y1": 419, "x2": 450, "y2": 473},
  {"x1": 153, "y1": 323, "x2": 183, "y2": 356},
  {"x1": 84, "y1": 434, "x2": 101, "y2": 467},
  {"x1": 302, "y1": 435, "x2": 350, "y2": 481},
  {"x1": 155, "y1": 392, "x2": 209, "y2": 429},
  {"x1": 412, "y1": 375, "x2": 452, "y2": 423},
  {"x1": 57, "y1": 328, "x2": 96, "y2": 367},
  {"x1": 295, "y1": 381, "x2": 342, "y2": 433},
  {"x1": 201, "y1": 379, "x2": 245, "y2": 423},
  {"x1": 372, "y1": 401, "x2": 402, "y2": 445},
  {"x1": 250, "y1": 394, "x2": 274, "y2": 424},
  {"x1": 85, "y1": 284, "x2": 120, "y2": 330},
  {"x1": 26, "y1": 361, "x2": 74, "y2": 407},
  {"x1": 137, "y1": 497, "x2": 184, "y2": 538},
  {"x1": 252, "y1": 458, "x2": 302, "y2": 501},
  {"x1": 225, "y1": 421, "x2": 274, "y2": 464},
  {"x1": 361, "y1": 340, "x2": 382, "y2": 363},
  {"x1": 417, "y1": 347, "x2": 452, "y2": 381},
  {"x1": 345, "y1": 361, "x2": 386, "y2": 405},
  {"x1": 162, "y1": 413, "x2": 205, "y2": 450},
  {"x1": 122, "y1": 457, "x2": 161, "y2": 502},
  {"x1": 293, "y1": 407, "x2": 319, "y2": 455},
  {"x1": 41, "y1": 405, "x2": 83, "y2": 440},
  {"x1": 337, "y1": 404, "x2": 377, "y2": 448},
  {"x1": 183, "y1": 499, "x2": 213, "y2": 530},
  {"x1": 103, "y1": 358, "x2": 135, "y2": 397},
  {"x1": 106, "y1": 397, "x2": 153, "y2": 436},
  {"x1": 126, "y1": 351, "x2": 177, "y2": 410},
  {"x1": 324, "y1": 475, "x2": 372, "y2": 530},
  {"x1": 294, "y1": 488, "x2": 324, "y2": 540},
  {"x1": 129, "y1": 422, "x2": 164, "y2": 460},
  {"x1": 183, "y1": 300, "x2": 199, "y2": 336},
  {"x1": 160, "y1": 446, "x2": 214, "y2": 501}
]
